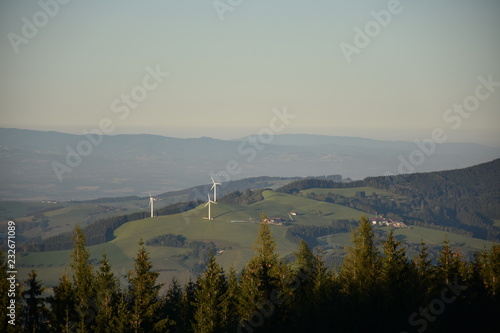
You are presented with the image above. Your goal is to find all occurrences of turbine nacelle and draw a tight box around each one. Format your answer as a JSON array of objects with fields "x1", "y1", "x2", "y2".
[{"x1": 210, "y1": 177, "x2": 222, "y2": 202}]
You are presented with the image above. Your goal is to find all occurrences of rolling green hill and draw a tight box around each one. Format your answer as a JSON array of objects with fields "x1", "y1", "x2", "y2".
[
  {"x1": 1, "y1": 176, "x2": 308, "y2": 245},
  {"x1": 278, "y1": 159, "x2": 500, "y2": 242},
  {"x1": 15, "y1": 189, "x2": 495, "y2": 288}
]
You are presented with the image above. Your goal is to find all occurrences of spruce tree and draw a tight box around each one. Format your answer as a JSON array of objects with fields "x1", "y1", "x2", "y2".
[
  {"x1": 481, "y1": 245, "x2": 500, "y2": 297},
  {"x1": 193, "y1": 253, "x2": 228, "y2": 333},
  {"x1": 223, "y1": 266, "x2": 240, "y2": 331},
  {"x1": 380, "y1": 231, "x2": 410, "y2": 331},
  {"x1": 127, "y1": 239, "x2": 162, "y2": 333},
  {"x1": 50, "y1": 272, "x2": 76, "y2": 332},
  {"x1": 380, "y1": 231, "x2": 408, "y2": 288},
  {"x1": 413, "y1": 240, "x2": 435, "y2": 303},
  {"x1": 437, "y1": 237, "x2": 463, "y2": 285},
  {"x1": 238, "y1": 222, "x2": 283, "y2": 331},
  {"x1": 287, "y1": 240, "x2": 318, "y2": 331},
  {"x1": 180, "y1": 279, "x2": 197, "y2": 333},
  {"x1": 290, "y1": 240, "x2": 315, "y2": 326},
  {"x1": 162, "y1": 278, "x2": 183, "y2": 331},
  {"x1": 94, "y1": 253, "x2": 125, "y2": 332},
  {"x1": 290, "y1": 240, "x2": 330, "y2": 331},
  {"x1": 310, "y1": 247, "x2": 334, "y2": 332},
  {"x1": 339, "y1": 215, "x2": 380, "y2": 293},
  {"x1": 69, "y1": 225, "x2": 96, "y2": 332},
  {"x1": 414, "y1": 240, "x2": 432, "y2": 277},
  {"x1": 22, "y1": 270, "x2": 50, "y2": 332},
  {"x1": 338, "y1": 215, "x2": 380, "y2": 332}
]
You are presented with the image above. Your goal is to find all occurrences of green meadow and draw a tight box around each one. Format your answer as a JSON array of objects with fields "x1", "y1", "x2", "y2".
[{"x1": 14, "y1": 189, "x2": 496, "y2": 287}]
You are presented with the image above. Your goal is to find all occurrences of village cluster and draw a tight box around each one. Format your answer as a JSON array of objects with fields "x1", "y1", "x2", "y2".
[{"x1": 369, "y1": 217, "x2": 408, "y2": 228}]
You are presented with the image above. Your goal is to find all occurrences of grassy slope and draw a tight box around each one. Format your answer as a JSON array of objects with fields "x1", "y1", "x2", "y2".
[
  {"x1": 16, "y1": 189, "x2": 495, "y2": 287},
  {"x1": 0, "y1": 201, "x2": 71, "y2": 220},
  {"x1": 3, "y1": 199, "x2": 149, "y2": 240}
]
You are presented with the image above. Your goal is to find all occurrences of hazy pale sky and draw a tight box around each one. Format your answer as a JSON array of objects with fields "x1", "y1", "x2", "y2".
[{"x1": 1, "y1": 0, "x2": 499, "y2": 146}]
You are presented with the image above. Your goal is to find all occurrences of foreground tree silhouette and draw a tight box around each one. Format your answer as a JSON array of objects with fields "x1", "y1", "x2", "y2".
[
  {"x1": 70, "y1": 225, "x2": 96, "y2": 332},
  {"x1": 436, "y1": 237, "x2": 464, "y2": 285},
  {"x1": 5, "y1": 213, "x2": 500, "y2": 332},
  {"x1": 379, "y1": 230, "x2": 411, "y2": 331},
  {"x1": 94, "y1": 253, "x2": 128, "y2": 332},
  {"x1": 223, "y1": 266, "x2": 240, "y2": 331},
  {"x1": 238, "y1": 222, "x2": 286, "y2": 332},
  {"x1": 161, "y1": 278, "x2": 183, "y2": 331},
  {"x1": 22, "y1": 270, "x2": 50, "y2": 332},
  {"x1": 179, "y1": 279, "x2": 197, "y2": 333},
  {"x1": 127, "y1": 239, "x2": 164, "y2": 333},
  {"x1": 480, "y1": 245, "x2": 500, "y2": 297},
  {"x1": 338, "y1": 215, "x2": 381, "y2": 331},
  {"x1": 50, "y1": 272, "x2": 76, "y2": 332},
  {"x1": 412, "y1": 240, "x2": 435, "y2": 307},
  {"x1": 339, "y1": 215, "x2": 380, "y2": 293},
  {"x1": 193, "y1": 253, "x2": 228, "y2": 333},
  {"x1": 290, "y1": 240, "x2": 332, "y2": 332}
]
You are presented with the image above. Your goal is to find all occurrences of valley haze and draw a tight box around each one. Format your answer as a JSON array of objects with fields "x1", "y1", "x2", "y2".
[{"x1": 0, "y1": 128, "x2": 498, "y2": 201}]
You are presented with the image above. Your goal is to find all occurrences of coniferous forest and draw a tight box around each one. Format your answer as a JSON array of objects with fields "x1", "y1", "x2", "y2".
[{"x1": 1, "y1": 216, "x2": 499, "y2": 333}]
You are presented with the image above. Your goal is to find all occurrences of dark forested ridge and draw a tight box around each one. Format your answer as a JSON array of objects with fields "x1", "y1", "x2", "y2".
[
  {"x1": 21, "y1": 200, "x2": 202, "y2": 252},
  {"x1": 278, "y1": 159, "x2": 500, "y2": 242},
  {"x1": 2, "y1": 218, "x2": 499, "y2": 333}
]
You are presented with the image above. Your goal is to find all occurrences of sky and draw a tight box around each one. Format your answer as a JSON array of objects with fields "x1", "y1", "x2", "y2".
[{"x1": 1, "y1": 0, "x2": 499, "y2": 146}]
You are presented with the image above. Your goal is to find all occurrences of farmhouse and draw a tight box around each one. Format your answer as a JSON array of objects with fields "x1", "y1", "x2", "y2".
[{"x1": 370, "y1": 217, "x2": 408, "y2": 228}]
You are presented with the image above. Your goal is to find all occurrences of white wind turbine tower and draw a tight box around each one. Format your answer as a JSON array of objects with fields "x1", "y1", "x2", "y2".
[
  {"x1": 148, "y1": 193, "x2": 155, "y2": 218},
  {"x1": 204, "y1": 193, "x2": 216, "y2": 220},
  {"x1": 211, "y1": 177, "x2": 221, "y2": 202}
]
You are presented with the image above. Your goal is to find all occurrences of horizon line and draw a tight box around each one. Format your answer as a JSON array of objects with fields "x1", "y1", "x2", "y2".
[{"x1": 1, "y1": 126, "x2": 499, "y2": 148}]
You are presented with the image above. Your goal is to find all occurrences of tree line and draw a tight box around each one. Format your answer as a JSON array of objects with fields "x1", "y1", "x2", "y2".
[
  {"x1": 146, "y1": 233, "x2": 218, "y2": 275},
  {"x1": 20, "y1": 200, "x2": 202, "y2": 252},
  {"x1": 2, "y1": 216, "x2": 499, "y2": 332},
  {"x1": 285, "y1": 220, "x2": 357, "y2": 246},
  {"x1": 277, "y1": 158, "x2": 500, "y2": 242},
  {"x1": 218, "y1": 189, "x2": 265, "y2": 206}
]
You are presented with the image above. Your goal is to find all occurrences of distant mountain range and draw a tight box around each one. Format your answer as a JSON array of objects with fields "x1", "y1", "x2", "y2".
[{"x1": 1, "y1": 128, "x2": 499, "y2": 201}]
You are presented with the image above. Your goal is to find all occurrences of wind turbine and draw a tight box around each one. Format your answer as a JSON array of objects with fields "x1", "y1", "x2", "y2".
[
  {"x1": 204, "y1": 193, "x2": 216, "y2": 220},
  {"x1": 211, "y1": 177, "x2": 221, "y2": 202},
  {"x1": 148, "y1": 193, "x2": 155, "y2": 218}
]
